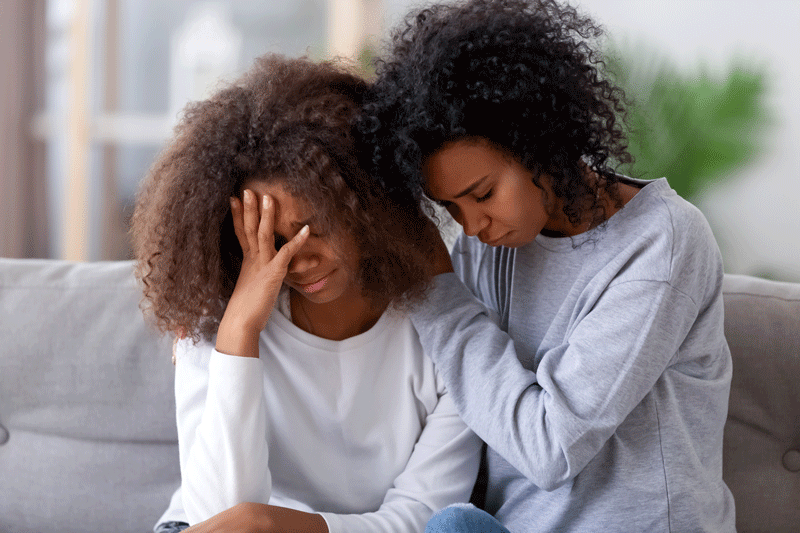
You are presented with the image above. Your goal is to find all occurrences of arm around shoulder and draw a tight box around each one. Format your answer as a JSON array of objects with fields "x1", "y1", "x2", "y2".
[{"x1": 410, "y1": 272, "x2": 702, "y2": 490}]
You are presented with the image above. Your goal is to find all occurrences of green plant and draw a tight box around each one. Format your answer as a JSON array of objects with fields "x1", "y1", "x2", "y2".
[
  {"x1": 357, "y1": 41, "x2": 378, "y2": 80},
  {"x1": 606, "y1": 43, "x2": 771, "y2": 200}
]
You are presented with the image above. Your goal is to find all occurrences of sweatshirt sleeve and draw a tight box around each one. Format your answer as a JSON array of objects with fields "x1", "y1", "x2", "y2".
[
  {"x1": 174, "y1": 340, "x2": 272, "y2": 525},
  {"x1": 319, "y1": 382, "x2": 482, "y2": 533},
  {"x1": 410, "y1": 273, "x2": 698, "y2": 491}
]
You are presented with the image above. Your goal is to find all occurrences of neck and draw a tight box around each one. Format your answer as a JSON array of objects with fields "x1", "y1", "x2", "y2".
[
  {"x1": 290, "y1": 289, "x2": 388, "y2": 341},
  {"x1": 541, "y1": 168, "x2": 638, "y2": 238}
]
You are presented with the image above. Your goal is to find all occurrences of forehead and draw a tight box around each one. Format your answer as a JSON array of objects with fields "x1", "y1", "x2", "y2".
[
  {"x1": 242, "y1": 179, "x2": 316, "y2": 225},
  {"x1": 423, "y1": 139, "x2": 507, "y2": 198}
]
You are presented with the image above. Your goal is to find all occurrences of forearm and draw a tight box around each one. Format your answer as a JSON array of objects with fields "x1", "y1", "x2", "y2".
[
  {"x1": 216, "y1": 307, "x2": 262, "y2": 359},
  {"x1": 261, "y1": 505, "x2": 328, "y2": 533},
  {"x1": 411, "y1": 275, "x2": 697, "y2": 490},
  {"x1": 176, "y1": 347, "x2": 272, "y2": 523},
  {"x1": 410, "y1": 276, "x2": 562, "y2": 485},
  {"x1": 186, "y1": 503, "x2": 328, "y2": 533}
]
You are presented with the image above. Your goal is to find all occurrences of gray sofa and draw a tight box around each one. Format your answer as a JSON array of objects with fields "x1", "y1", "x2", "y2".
[{"x1": 1, "y1": 258, "x2": 798, "y2": 533}]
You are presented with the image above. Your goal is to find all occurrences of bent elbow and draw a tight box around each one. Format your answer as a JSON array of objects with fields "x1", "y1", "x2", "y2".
[
  {"x1": 534, "y1": 471, "x2": 572, "y2": 492},
  {"x1": 529, "y1": 464, "x2": 572, "y2": 492}
]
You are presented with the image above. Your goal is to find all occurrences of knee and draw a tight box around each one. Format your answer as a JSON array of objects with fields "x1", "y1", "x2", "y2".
[{"x1": 425, "y1": 503, "x2": 482, "y2": 533}]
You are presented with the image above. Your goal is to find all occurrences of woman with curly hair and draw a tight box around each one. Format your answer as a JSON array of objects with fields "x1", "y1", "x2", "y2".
[
  {"x1": 131, "y1": 54, "x2": 480, "y2": 533},
  {"x1": 360, "y1": 0, "x2": 735, "y2": 531}
]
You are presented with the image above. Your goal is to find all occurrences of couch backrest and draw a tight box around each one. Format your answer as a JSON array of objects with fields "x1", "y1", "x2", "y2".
[
  {"x1": 721, "y1": 274, "x2": 800, "y2": 533},
  {"x1": 0, "y1": 259, "x2": 177, "y2": 533}
]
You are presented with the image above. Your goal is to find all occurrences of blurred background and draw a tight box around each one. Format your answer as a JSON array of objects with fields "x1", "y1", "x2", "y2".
[{"x1": 1, "y1": 0, "x2": 798, "y2": 280}]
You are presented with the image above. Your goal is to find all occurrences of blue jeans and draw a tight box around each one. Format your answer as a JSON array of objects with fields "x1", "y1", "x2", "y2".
[
  {"x1": 426, "y1": 503, "x2": 512, "y2": 533},
  {"x1": 154, "y1": 522, "x2": 189, "y2": 533}
]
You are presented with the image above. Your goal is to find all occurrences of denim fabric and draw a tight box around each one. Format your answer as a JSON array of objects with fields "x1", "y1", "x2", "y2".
[
  {"x1": 425, "y1": 503, "x2": 511, "y2": 533},
  {"x1": 155, "y1": 521, "x2": 190, "y2": 533}
]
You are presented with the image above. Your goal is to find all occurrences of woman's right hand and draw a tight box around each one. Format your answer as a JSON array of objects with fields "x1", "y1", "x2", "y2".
[{"x1": 216, "y1": 189, "x2": 309, "y2": 358}]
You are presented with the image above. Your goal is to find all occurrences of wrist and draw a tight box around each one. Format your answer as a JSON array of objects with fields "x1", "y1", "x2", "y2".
[
  {"x1": 219, "y1": 306, "x2": 264, "y2": 334},
  {"x1": 216, "y1": 313, "x2": 262, "y2": 358}
]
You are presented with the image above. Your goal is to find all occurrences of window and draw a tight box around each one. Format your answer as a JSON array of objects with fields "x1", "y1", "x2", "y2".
[{"x1": 24, "y1": 0, "x2": 391, "y2": 260}]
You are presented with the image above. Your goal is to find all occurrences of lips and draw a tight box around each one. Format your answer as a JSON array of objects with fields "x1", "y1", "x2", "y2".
[
  {"x1": 291, "y1": 272, "x2": 332, "y2": 294},
  {"x1": 303, "y1": 277, "x2": 327, "y2": 293}
]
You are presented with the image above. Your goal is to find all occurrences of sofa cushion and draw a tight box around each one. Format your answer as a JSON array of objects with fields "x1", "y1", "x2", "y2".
[
  {"x1": 0, "y1": 259, "x2": 178, "y2": 533},
  {"x1": 722, "y1": 274, "x2": 800, "y2": 533}
]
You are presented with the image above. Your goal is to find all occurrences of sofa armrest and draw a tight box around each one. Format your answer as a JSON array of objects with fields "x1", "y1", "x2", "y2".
[
  {"x1": 0, "y1": 259, "x2": 179, "y2": 533},
  {"x1": 722, "y1": 274, "x2": 800, "y2": 533}
]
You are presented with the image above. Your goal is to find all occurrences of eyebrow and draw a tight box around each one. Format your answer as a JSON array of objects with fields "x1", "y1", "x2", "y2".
[
  {"x1": 424, "y1": 174, "x2": 489, "y2": 204},
  {"x1": 453, "y1": 175, "x2": 490, "y2": 199},
  {"x1": 289, "y1": 218, "x2": 315, "y2": 230}
]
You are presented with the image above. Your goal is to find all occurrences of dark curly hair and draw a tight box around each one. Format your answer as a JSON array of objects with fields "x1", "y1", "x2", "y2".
[
  {"x1": 131, "y1": 54, "x2": 438, "y2": 342},
  {"x1": 359, "y1": 0, "x2": 633, "y2": 226}
]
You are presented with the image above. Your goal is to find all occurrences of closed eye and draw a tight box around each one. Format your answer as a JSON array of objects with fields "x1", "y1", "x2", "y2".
[{"x1": 475, "y1": 189, "x2": 493, "y2": 203}]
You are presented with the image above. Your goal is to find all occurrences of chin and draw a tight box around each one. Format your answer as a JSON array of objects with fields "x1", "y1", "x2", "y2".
[
  {"x1": 294, "y1": 285, "x2": 342, "y2": 305},
  {"x1": 501, "y1": 237, "x2": 534, "y2": 248}
]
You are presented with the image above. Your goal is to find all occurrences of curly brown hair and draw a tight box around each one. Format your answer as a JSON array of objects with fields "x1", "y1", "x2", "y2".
[
  {"x1": 359, "y1": 0, "x2": 633, "y2": 227},
  {"x1": 131, "y1": 54, "x2": 439, "y2": 342}
]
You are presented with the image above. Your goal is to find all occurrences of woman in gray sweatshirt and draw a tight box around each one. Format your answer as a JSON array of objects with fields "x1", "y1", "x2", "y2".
[{"x1": 359, "y1": 0, "x2": 736, "y2": 531}]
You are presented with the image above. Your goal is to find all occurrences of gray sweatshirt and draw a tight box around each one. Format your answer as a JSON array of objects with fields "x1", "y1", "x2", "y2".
[{"x1": 411, "y1": 178, "x2": 736, "y2": 532}]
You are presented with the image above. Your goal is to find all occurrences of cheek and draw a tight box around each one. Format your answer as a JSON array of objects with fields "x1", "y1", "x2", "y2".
[
  {"x1": 330, "y1": 255, "x2": 361, "y2": 293},
  {"x1": 344, "y1": 250, "x2": 363, "y2": 279},
  {"x1": 520, "y1": 182, "x2": 549, "y2": 216},
  {"x1": 327, "y1": 242, "x2": 360, "y2": 276}
]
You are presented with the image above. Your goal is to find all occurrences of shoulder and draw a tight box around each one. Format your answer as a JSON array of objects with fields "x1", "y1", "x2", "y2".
[
  {"x1": 379, "y1": 312, "x2": 447, "y2": 411},
  {"x1": 634, "y1": 178, "x2": 711, "y2": 237},
  {"x1": 174, "y1": 335, "x2": 216, "y2": 367},
  {"x1": 644, "y1": 179, "x2": 722, "y2": 275},
  {"x1": 611, "y1": 178, "x2": 724, "y2": 302}
]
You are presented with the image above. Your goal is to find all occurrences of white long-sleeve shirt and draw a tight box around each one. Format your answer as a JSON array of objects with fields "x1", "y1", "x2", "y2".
[{"x1": 156, "y1": 294, "x2": 481, "y2": 532}]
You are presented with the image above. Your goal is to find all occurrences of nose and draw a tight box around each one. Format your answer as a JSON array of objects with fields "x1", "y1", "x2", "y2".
[
  {"x1": 456, "y1": 207, "x2": 490, "y2": 237},
  {"x1": 287, "y1": 247, "x2": 320, "y2": 276}
]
